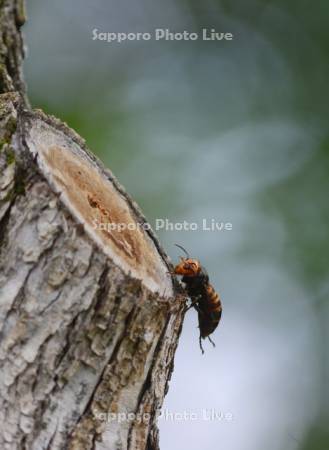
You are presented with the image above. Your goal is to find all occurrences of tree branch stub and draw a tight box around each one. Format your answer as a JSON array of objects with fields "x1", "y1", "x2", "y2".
[{"x1": 0, "y1": 2, "x2": 186, "y2": 446}]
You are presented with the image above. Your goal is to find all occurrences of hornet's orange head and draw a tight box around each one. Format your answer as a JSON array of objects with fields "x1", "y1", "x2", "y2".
[{"x1": 174, "y1": 257, "x2": 201, "y2": 277}]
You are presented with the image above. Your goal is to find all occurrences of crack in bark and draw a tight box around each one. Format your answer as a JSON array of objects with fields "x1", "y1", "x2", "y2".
[
  {"x1": 0, "y1": 194, "x2": 14, "y2": 250},
  {"x1": 126, "y1": 314, "x2": 171, "y2": 450},
  {"x1": 67, "y1": 303, "x2": 139, "y2": 447},
  {"x1": 46, "y1": 421, "x2": 59, "y2": 450}
]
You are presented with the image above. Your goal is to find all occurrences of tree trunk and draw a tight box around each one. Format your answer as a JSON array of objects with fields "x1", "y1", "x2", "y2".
[{"x1": 0, "y1": 2, "x2": 185, "y2": 449}]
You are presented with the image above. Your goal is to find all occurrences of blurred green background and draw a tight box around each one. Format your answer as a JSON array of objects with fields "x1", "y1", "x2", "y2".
[{"x1": 25, "y1": 1, "x2": 329, "y2": 449}]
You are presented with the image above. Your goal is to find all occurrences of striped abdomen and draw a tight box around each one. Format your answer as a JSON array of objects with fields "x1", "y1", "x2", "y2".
[{"x1": 198, "y1": 284, "x2": 222, "y2": 338}]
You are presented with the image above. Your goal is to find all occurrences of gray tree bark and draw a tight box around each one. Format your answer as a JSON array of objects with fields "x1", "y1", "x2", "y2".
[{"x1": 0, "y1": 2, "x2": 185, "y2": 449}]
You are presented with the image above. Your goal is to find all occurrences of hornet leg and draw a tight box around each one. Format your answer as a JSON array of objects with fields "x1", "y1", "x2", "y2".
[
  {"x1": 185, "y1": 296, "x2": 202, "y2": 312},
  {"x1": 192, "y1": 303, "x2": 204, "y2": 316},
  {"x1": 208, "y1": 336, "x2": 216, "y2": 348},
  {"x1": 199, "y1": 335, "x2": 205, "y2": 354}
]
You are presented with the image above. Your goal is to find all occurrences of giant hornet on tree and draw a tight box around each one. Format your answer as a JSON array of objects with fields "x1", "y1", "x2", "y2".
[{"x1": 172, "y1": 244, "x2": 222, "y2": 354}]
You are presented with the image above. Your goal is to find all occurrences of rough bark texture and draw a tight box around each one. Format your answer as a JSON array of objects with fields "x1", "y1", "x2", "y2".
[
  {"x1": 0, "y1": 0, "x2": 27, "y2": 103},
  {"x1": 0, "y1": 2, "x2": 186, "y2": 450}
]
